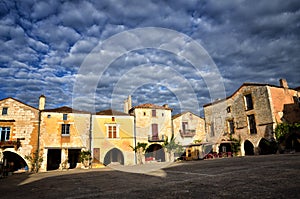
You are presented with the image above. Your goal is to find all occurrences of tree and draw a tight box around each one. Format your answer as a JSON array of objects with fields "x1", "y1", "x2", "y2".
[
  {"x1": 130, "y1": 142, "x2": 148, "y2": 164},
  {"x1": 79, "y1": 150, "x2": 92, "y2": 169},
  {"x1": 163, "y1": 134, "x2": 180, "y2": 162},
  {"x1": 25, "y1": 150, "x2": 43, "y2": 173}
]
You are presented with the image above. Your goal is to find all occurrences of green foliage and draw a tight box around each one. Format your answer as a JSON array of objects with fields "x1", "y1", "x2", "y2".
[
  {"x1": 79, "y1": 150, "x2": 92, "y2": 163},
  {"x1": 229, "y1": 135, "x2": 241, "y2": 156},
  {"x1": 130, "y1": 142, "x2": 148, "y2": 153},
  {"x1": 275, "y1": 122, "x2": 300, "y2": 141},
  {"x1": 193, "y1": 139, "x2": 202, "y2": 144},
  {"x1": 25, "y1": 150, "x2": 43, "y2": 173},
  {"x1": 163, "y1": 134, "x2": 180, "y2": 153}
]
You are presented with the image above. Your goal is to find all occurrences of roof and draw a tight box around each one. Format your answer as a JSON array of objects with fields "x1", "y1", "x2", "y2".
[
  {"x1": 0, "y1": 97, "x2": 38, "y2": 111},
  {"x1": 172, "y1": 111, "x2": 202, "y2": 119},
  {"x1": 95, "y1": 109, "x2": 129, "y2": 116},
  {"x1": 203, "y1": 82, "x2": 294, "y2": 107},
  {"x1": 130, "y1": 103, "x2": 173, "y2": 111},
  {"x1": 43, "y1": 106, "x2": 90, "y2": 114}
]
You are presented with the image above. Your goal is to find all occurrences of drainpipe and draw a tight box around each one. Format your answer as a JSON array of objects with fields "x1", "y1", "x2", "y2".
[
  {"x1": 36, "y1": 110, "x2": 41, "y2": 173},
  {"x1": 89, "y1": 113, "x2": 92, "y2": 152},
  {"x1": 133, "y1": 113, "x2": 137, "y2": 165}
]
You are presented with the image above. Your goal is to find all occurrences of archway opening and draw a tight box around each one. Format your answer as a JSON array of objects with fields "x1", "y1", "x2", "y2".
[
  {"x1": 3, "y1": 151, "x2": 28, "y2": 172},
  {"x1": 145, "y1": 144, "x2": 165, "y2": 162},
  {"x1": 104, "y1": 148, "x2": 124, "y2": 166},
  {"x1": 258, "y1": 138, "x2": 277, "y2": 155},
  {"x1": 285, "y1": 133, "x2": 300, "y2": 152},
  {"x1": 68, "y1": 149, "x2": 81, "y2": 169},
  {"x1": 244, "y1": 140, "x2": 254, "y2": 155},
  {"x1": 47, "y1": 149, "x2": 61, "y2": 171}
]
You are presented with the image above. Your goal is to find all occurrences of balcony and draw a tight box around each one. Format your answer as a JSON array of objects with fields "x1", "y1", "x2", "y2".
[
  {"x1": 0, "y1": 140, "x2": 21, "y2": 149},
  {"x1": 180, "y1": 129, "x2": 196, "y2": 137},
  {"x1": 148, "y1": 135, "x2": 165, "y2": 142}
]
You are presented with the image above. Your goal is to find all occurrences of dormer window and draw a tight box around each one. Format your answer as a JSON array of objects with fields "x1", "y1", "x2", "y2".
[{"x1": 2, "y1": 107, "x2": 8, "y2": 115}]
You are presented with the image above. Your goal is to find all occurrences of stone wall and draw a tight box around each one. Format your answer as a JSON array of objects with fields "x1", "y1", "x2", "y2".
[{"x1": 0, "y1": 98, "x2": 39, "y2": 168}]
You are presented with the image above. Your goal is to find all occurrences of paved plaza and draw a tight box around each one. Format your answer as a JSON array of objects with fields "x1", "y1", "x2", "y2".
[{"x1": 0, "y1": 153, "x2": 299, "y2": 199}]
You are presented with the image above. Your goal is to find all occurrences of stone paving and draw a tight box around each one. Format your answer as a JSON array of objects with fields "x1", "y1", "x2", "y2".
[{"x1": 0, "y1": 153, "x2": 299, "y2": 199}]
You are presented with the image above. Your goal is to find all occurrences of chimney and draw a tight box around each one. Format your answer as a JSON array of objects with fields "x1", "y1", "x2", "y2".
[
  {"x1": 39, "y1": 95, "x2": 46, "y2": 110},
  {"x1": 279, "y1": 79, "x2": 288, "y2": 89},
  {"x1": 163, "y1": 104, "x2": 168, "y2": 108},
  {"x1": 128, "y1": 95, "x2": 132, "y2": 110}
]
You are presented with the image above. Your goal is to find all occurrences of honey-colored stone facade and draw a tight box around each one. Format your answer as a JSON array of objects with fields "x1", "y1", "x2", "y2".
[
  {"x1": 172, "y1": 111, "x2": 205, "y2": 146},
  {"x1": 39, "y1": 108, "x2": 91, "y2": 171},
  {"x1": 130, "y1": 104, "x2": 173, "y2": 144},
  {"x1": 204, "y1": 81, "x2": 300, "y2": 156},
  {"x1": 92, "y1": 113, "x2": 135, "y2": 165},
  {"x1": 0, "y1": 97, "x2": 39, "y2": 170}
]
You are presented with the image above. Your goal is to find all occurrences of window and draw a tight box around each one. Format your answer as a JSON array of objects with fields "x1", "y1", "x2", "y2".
[
  {"x1": 152, "y1": 123, "x2": 158, "y2": 139},
  {"x1": 143, "y1": 112, "x2": 146, "y2": 116},
  {"x1": 210, "y1": 122, "x2": 215, "y2": 137},
  {"x1": 0, "y1": 127, "x2": 10, "y2": 141},
  {"x1": 244, "y1": 94, "x2": 253, "y2": 110},
  {"x1": 2, "y1": 107, "x2": 8, "y2": 115},
  {"x1": 63, "y1": 114, "x2": 68, "y2": 121},
  {"x1": 112, "y1": 117, "x2": 115, "y2": 122},
  {"x1": 152, "y1": 110, "x2": 156, "y2": 117},
  {"x1": 61, "y1": 124, "x2": 70, "y2": 136},
  {"x1": 182, "y1": 122, "x2": 188, "y2": 134},
  {"x1": 107, "y1": 125, "x2": 118, "y2": 138},
  {"x1": 226, "y1": 106, "x2": 231, "y2": 113},
  {"x1": 47, "y1": 114, "x2": 51, "y2": 118},
  {"x1": 247, "y1": 114, "x2": 257, "y2": 134},
  {"x1": 228, "y1": 120, "x2": 235, "y2": 134}
]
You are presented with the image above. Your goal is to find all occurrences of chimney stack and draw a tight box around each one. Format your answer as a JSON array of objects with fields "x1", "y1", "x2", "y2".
[
  {"x1": 39, "y1": 95, "x2": 46, "y2": 110},
  {"x1": 279, "y1": 78, "x2": 288, "y2": 89}
]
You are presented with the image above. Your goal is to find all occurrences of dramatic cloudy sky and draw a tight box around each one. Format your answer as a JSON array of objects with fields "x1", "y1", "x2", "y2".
[{"x1": 1, "y1": 0, "x2": 299, "y2": 116}]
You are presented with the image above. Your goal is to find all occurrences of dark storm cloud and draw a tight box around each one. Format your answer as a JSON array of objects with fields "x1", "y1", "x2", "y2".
[{"x1": 0, "y1": 0, "x2": 299, "y2": 115}]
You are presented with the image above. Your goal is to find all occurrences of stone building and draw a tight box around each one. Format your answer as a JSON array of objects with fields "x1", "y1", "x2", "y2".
[
  {"x1": 172, "y1": 111, "x2": 206, "y2": 146},
  {"x1": 129, "y1": 103, "x2": 173, "y2": 162},
  {"x1": 172, "y1": 111, "x2": 206, "y2": 160},
  {"x1": 0, "y1": 97, "x2": 40, "y2": 173},
  {"x1": 39, "y1": 104, "x2": 91, "y2": 171},
  {"x1": 92, "y1": 109, "x2": 135, "y2": 166},
  {"x1": 203, "y1": 79, "x2": 300, "y2": 156}
]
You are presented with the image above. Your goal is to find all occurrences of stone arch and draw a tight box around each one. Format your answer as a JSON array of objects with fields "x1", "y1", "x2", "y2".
[
  {"x1": 145, "y1": 144, "x2": 165, "y2": 162},
  {"x1": 244, "y1": 140, "x2": 254, "y2": 155},
  {"x1": 104, "y1": 148, "x2": 124, "y2": 166},
  {"x1": 258, "y1": 138, "x2": 277, "y2": 155},
  {"x1": 3, "y1": 150, "x2": 28, "y2": 172}
]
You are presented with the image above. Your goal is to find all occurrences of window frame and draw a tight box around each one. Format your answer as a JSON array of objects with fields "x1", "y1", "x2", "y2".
[
  {"x1": 210, "y1": 122, "x2": 215, "y2": 137},
  {"x1": 106, "y1": 124, "x2": 119, "y2": 139},
  {"x1": 63, "y1": 114, "x2": 68, "y2": 121},
  {"x1": 2, "y1": 107, "x2": 8, "y2": 115},
  {"x1": 228, "y1": 120, "x2": 235, "y2": 135},
  {"x1": 61, "y1": 124, "x2": 70, "y2": 136},
  {"x1": 0, "y1": 127, "x2": 11, "y2": 141},
  {"x1": 244, "y1": 94, "x2": 254, "y2": 110},
  {"x1": 152, "y1": 109, "x2": 156, "y2": 117},
  {"x1": 247, "y1": 114, "x2": 257, "y2": 134}
]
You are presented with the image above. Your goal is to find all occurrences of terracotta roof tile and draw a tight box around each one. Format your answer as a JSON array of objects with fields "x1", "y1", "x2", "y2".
[
  {"x1": 43, "y1": 106, "x2": 90, "y2": 114},
  {"x1": 95, "y1": 109, "x2": 129, "y2": 116},
  {"x1": 130, "y1": 103, "x2": 172, "y2": 111}
]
